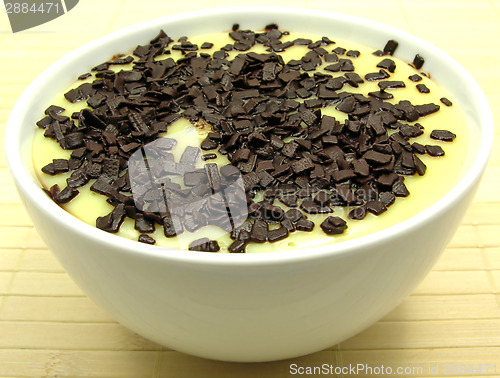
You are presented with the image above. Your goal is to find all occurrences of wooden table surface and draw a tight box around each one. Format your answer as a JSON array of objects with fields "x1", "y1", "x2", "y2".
[{"x1": 1, "y1": 1, "x2": 499, "y2": 377}]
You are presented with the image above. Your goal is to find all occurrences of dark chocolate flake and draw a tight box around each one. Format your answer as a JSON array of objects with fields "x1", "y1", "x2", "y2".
[
  {"x1": 348, "y1": 206, "x2": 367, "y2": 220},
  {"x1": 291, "y1": 157, "x2": 315, "y2": 175},
  {"x1": 41, "y1": 163, "x2": 55, "y2": 176},
  {"x1": 365, "y1": 200, "x2": 387, "y2": 215},
  {"x1": 324, "y1": 63, "x2": 341, "y2": 72},
  {"x1": 257, "y1": 170, "x2": 275, "y2": 187},
  {"x1": 320, "y1": 216, "x2": 347, "y2": 235},
  {"x1": 363, "y1": 150, "x2": 392, "y2": 165},
  {"x1": 281, "y1": 141, "x2": 299, "y2": 158},
  {"x1": 202, "y1": 154, "x2": 217, "y2": 161},
  {"x1": 138, "y1": 234, "x2": 156, "y2": 245},
  {"x1": 96, "y1": 203, "x2": 126, "y2": 233},
  {"x1": 412, "y1": 142, "x2": 426, "y2": 155},
  {"x1": 344, "y1": 72, "x2": 364, "y2": 86},
  {"x1": 336, "y1": 96, "x2": 356, "y2": 113},
  {"x1": 353, "y1": 159, "x2": 370, "y2": 177},
  {"x1": 220, "y1": 165, "x2": 240, "y2": 179},
  {"x1": 399, "y1": 124, "x2": 424, "y2": 138},
  {"x1": 300, "y1": 198, "x2": 333, "y2": 214},
  {"x1": 63, "y1": 132, "x2": 85, "y2": 149},
  {"x1": 36, "y1": 116, "x2": 52, "y2": 129},
  {"x1": 45, "y1": 105, "x2": 65, "y2": 116},
  {"x1": 408, "y1": 74, "x2": 422, "y2": 82},
  {"x1": 189, "y1": 238, "x2": 220, "y2": 252},
  {"x1": 229, "y1": 239, "x2": 246, "y2": 253},
  {"x1": 251, "y1": 219, "x2": 268, "y2": 243},
  {"x1": 413, "y1": 54, "x2": 425, "y2": 69},
  {"x1": 331, "y1": 169, "x2": 356, "y2": 183},
  {"x1": 242, "y1": 172, "x2": 260, "y2": 191},
  {"x1": 283, "y1": 209, "x2": 305, "y2": 223},
  {"x1": 66, "y1": 170, "x2": 89, "y2": 188},
  {"x1": 294, "y1": 38, "x2": 312, "y2": 45},
  {"x1": 378, "y1": 80, "x2": 405, "y2": 90},
  {"x1": 333, "y1": 46, "x2": 346, "y2": 55},
  {"x1": 377, "y1": 58, "x2": 396, "y2": 73},
  {"x1": 231, "y1": 220, "x2": 253, "y2": 240},
  {"x1": 78, "y1": 73, "x2": 91, "y2": 80},
  {"x1": 414, "y1": 155, "x2": 427, "y2": 176},
  {"x1": 416, "y1": 84, "x2": 430, "y2": 93},
  {"x1": 415, "y1": 103, "x2": 440, "y2": 116},
  {"x1": 180, "y1": 146, "x2": 201, "y2": 166},
  {"x1": 379, "y1": 191, "x2": 396, "y2": 207},
  {"x1": 430, "y1": 130, "x2": 456, "y2": 142},
  {"x1": 263, "y1": 204, "x2": 284, "y2": 222},
  {"x1": 52, "y1": 159, "x2": 69, "y2": 174},
  {"x1": 365, "y1": 70, "x2": 390, "y2": 81},
  {"x1": 102, "y1": 158, "x2": 120, "y2": 180},
  {"x1": 280, "y1": 219, "x2": 295, "y2": 233},
  {"x1": 163, "y1": 216, "x2": 183, "y2": 237},
  {"x1": 368, "y1": 90, "x2": 393, "y2": 100},
  {"x1": 201, "y1": 136, "x2": 219, "y2": 150},
  {"x1": 64, "y1": 88, "x2": 83, "y2": 103},
  {"x1": 279, "y1": 194, "x2": 298, "y2": 208},
  {"x1": 425, "y1": 145, "x2": 445, "y2": 157},
  {"x1": 335, "y1": 185, "x2": 358, "y2": 204},
  {"x1": 346, "y1": 50, "x2": 360, "y2": 58},
  {"x1": 383, "y1": 40, "x2": 398, "y2": 55},
  {"x1": 324, "y1": 53, "x2": 338, "y2": 62},
  {"x1": 314, "y1": 190, "x2": 331, "y2": 206},
  {"x1": 67, "y1": 157, "x2": 82, "y2": 171},
  {"x1": 392, "y1": 178, "x2": 410, "y2": 197},
  {"x1": 90, "y1": 175, "x2": 113, "y2": 195},
  {"x1": 135, "y1": 213, "x2": 155, "y2": 233},
  {"x1": 268, "y1": 226, "x2": 289, "y2": 242},
  {"x1": 377, "y1": 172, "x2": 399, "y2": 187},
  {"x1": 295, "y1": 219, "x2": 314, "y2": 232},
  {"x1": 440, "y1": 97, "x2": 453, "y2": 107},
  {"x1": 54, "y1": 186, "x2": 79, "y2": 204}
]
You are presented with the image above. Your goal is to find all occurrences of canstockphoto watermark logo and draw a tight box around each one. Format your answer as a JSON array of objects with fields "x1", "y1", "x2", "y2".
[{"x1": 3, "y1": 0, "x2": 79, "y2": 33}]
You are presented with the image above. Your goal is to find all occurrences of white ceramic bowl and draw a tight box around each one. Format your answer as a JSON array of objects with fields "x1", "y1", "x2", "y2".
[{"x1": 5, "y1": 8, "x2": 493, "y2": 362}]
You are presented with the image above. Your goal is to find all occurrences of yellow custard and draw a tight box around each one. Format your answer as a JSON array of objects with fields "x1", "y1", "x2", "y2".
[{"x1": 32, "y1": 30, "x2": 472, "y2": 252}]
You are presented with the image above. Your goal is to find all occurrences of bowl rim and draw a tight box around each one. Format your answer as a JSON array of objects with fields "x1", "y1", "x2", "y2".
[{"x1": 5, "y1": 7, "x2": 494, "y2": 266}]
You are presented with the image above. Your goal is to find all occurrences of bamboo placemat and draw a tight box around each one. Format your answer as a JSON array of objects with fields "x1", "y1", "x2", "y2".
[{"x1": 1, "y1": 0, "x2": 499, "y2": 377}]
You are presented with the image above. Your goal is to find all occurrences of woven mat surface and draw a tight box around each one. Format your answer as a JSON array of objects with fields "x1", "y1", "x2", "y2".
[{"x1": 1, "y1": 1, "x2": 499, "y2": 377}]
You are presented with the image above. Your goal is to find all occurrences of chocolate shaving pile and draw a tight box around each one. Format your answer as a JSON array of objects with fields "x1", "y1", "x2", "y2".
[{"x1": 37, "y1": 26, "x2": 456, "y2": 252}]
